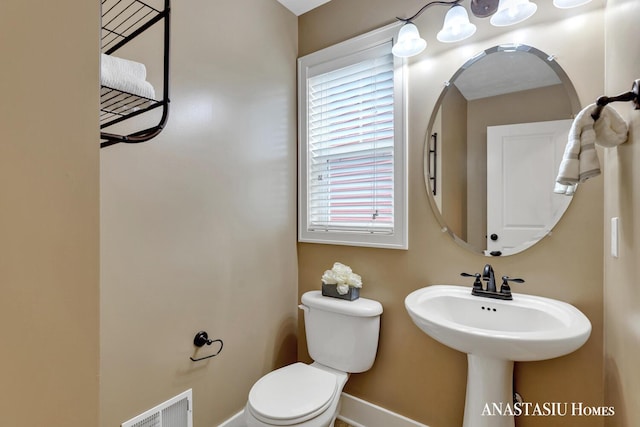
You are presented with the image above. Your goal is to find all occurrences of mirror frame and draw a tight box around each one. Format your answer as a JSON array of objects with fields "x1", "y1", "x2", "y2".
[{"x1": 423, "y1": 44, "x2": 582, "y2": 256}]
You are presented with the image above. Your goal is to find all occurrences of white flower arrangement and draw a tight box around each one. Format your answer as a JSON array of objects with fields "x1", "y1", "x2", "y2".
[{"x1": 321, "y1": 262, "x2": 362, "y2": 295}]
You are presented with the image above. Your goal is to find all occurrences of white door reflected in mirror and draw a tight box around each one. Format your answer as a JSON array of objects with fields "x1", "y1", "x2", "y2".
[{"x1": 486, "y1": 119, "x2": 573, "y2": 256}]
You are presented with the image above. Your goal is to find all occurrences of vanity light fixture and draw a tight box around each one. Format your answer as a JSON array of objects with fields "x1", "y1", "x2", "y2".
[
  {"x1": 392, "y1": 22, "x2": 428, "y2": 57},
  {"x1": 490, "y1": 0, "x2": 537, "y2": 27},
  {"x1": 393, "y1": 0, "x2": 531, "y2": 57},
  {"x1": 393, "y1": 0, "x2": 591, "y2": 58},
  {"x1": 437, "y1": 5, "x2": 477, "y2": 43},
  {"x1": 393, "y1": 0, "x2": 481, "y2": 57}
]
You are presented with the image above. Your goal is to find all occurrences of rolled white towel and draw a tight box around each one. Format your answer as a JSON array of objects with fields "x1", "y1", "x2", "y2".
[
  {"x1": 593, "y1": 104, "x2": 628, "y2": 147},
  {"x1": 101, "y1": 53, "x2": 147, "y2": 80},
  {"x1": 100, "y1": 54, "x2": 155, "y2": 100}
]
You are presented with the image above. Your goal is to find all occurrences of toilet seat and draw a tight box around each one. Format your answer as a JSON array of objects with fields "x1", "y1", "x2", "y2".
[{"x1": 247, "y1": 362, "x2": 339, "y2": 425}]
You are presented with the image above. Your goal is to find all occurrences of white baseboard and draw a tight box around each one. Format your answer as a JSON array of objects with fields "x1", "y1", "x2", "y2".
[
  {"x1": 217, "y1": 394, "x2": 429, "y2": 427},
  {"x1": 337, "y1": 393, "x2": 430, "y2": 427},
  {"x1": 217, "y1": 409, "x2": 245, "y2": 427}
]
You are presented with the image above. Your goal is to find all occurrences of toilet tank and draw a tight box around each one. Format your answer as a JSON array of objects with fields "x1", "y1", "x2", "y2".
[{"x1": 300, "y1": 290, "x2": 383, "y2": 373}]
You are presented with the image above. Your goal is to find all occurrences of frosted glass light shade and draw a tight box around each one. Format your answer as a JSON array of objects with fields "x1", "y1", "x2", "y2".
[
  {"x1": 392, "y1": 23, "x2": 427, "y2": 58},
  {"x1": 490, "y1": 0, "x2": 537, "y2": 27},
  {"x1": 553, "y1": 0, "x2": 592, "y2": 8},
  {"x1": 437, "y1": 5, "x2": 477, "y2": 43}
]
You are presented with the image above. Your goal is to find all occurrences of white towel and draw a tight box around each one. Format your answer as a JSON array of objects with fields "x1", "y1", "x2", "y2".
[
  {"x1": 101, "y1": 53, "x2": 147, "y2": 80},
  {"x1": 554, "y1": 104, "x2": 629, "y2": 195},
  {"x1": 593, "y1": 104, "x2": 628, "y2": 147},
  {"x1": 554, "y1": 182, "x2": 577, "y2": 196},
  {"x1": 100, "y1": 53, "x2": 156, "y2": 100},
  {"x1": 555, "y1": 104, "x2": 601, "y2": 194}
]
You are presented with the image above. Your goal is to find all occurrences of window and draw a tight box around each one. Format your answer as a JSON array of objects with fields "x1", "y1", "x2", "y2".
[{"x1": 298, "y1": 24, "x2": 407, "y2": 249}]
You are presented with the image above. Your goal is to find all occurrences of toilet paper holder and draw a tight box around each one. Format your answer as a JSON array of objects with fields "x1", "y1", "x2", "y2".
[{"x1": 190, "y1": 331, "x2": 224, "y2": 362}]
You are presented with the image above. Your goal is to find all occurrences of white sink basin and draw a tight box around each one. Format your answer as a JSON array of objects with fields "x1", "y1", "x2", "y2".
[
  {"x1": 405, "y1": 285, "x2": 591, "y2": 361},
  {"x1": 405, "y1": 285, "x2": 592, "y2": 427}
]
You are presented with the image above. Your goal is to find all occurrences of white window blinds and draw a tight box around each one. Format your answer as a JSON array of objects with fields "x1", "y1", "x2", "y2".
[
  {"x1": 298, "y1": 24, "x2": 407, "y2": 249},
  {"x1": 307, "y1": 49, "x2": 395, "y2": 234}
]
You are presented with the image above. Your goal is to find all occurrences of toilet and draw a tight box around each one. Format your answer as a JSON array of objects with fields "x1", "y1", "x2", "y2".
[{"x1": 244, "y1": 290, "x2": 383, "y2": 427}]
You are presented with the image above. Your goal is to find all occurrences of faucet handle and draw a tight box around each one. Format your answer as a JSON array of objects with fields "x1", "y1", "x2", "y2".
[
  {"x1": 461, "y1": 272, "x2": 483, "y2": 291},
  {"x1": 461, "y1": 272, "x2": 480, "y2": 277},
  {"x1": 501, "y1": 276, "x2": 525, "y2": 284},
  {"x1": 500, "y1": 276, "x2": 525, "y2": 295}
]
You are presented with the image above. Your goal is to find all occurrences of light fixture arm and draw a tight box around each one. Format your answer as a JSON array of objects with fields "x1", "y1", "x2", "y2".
[{"x1": 396, "y1": 0, "x2": 463, "y2": 23}]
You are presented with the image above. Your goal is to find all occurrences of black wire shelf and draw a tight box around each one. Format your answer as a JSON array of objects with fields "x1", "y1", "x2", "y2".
[{"x1": 100, "y1": 0, "x2": 170, "y2": 148}]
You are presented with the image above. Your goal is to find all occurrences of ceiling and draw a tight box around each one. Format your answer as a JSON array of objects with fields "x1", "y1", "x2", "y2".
[
  {"x1": 454, "y1": 50, "x2": 562, "y2": 100},
  {"x1": 277, "y1": 0, "x2": 332, "y2": 15}
]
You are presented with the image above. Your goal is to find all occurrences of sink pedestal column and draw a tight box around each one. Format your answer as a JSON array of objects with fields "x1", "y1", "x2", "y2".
[{"x1": 463, "y1": 354, "x2": 514, "y2": 427}]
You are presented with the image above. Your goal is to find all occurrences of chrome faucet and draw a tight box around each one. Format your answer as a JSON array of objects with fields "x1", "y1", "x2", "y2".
[{"x1": 461, "y1": 264, "x2": 524, "y2": 300}]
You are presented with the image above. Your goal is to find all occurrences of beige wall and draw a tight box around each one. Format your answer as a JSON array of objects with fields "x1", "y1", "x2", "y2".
[
  {"x1": 299, "y1": 2, "x2": 605, "y2": 426},
  {"x1": 603, "y1": 0, "x2": 640, "y2": 425},
  {"x1": 100, "y1": 1, "x2": 298, "y2": 426},
  {"x1": 0, "y1": 1, "x2": 100, "y2": 426}
]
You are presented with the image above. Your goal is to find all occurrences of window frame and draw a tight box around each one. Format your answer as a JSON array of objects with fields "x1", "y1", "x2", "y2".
[{"x1": 298, "y1": 23, "x2": 408, "y2": 250}]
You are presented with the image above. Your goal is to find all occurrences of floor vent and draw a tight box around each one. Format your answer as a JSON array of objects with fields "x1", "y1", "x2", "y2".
[{"x1": 122, "y1": 389, "x2": 193, "y2": 427}]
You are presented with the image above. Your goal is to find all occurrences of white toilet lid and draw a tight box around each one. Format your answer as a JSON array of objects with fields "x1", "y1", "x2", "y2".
[{"x1": 248, "y1": 363, "x2": 338, "y2": 425}]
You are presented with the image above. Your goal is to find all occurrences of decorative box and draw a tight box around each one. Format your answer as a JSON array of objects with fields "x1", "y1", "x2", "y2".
[{"x1": 321, "y1": 283, "x2": 360, "y2": 301}]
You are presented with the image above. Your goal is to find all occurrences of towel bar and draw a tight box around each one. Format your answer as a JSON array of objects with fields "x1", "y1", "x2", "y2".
[{"x1": 591, "y1": 79, "x2": 639, "y2": 121}]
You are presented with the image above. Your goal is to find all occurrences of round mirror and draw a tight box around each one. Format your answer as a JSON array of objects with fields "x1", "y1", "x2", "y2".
[{"x1": 425, "y1": 44, "x2": 581, "y2": 257}]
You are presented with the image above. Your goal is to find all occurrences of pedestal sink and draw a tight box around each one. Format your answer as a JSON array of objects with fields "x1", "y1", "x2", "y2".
[{"x1": 405, "y1": 285, "x2": 591, "y2": 427}]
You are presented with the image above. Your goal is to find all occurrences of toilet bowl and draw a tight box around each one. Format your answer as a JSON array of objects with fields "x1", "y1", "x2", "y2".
[
  {"x1": 245, "y1": 362, "x2": 348, "y2": 427},
  {"x1": 244, "y1": 291, "x2": 383, "y2": 427}
]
